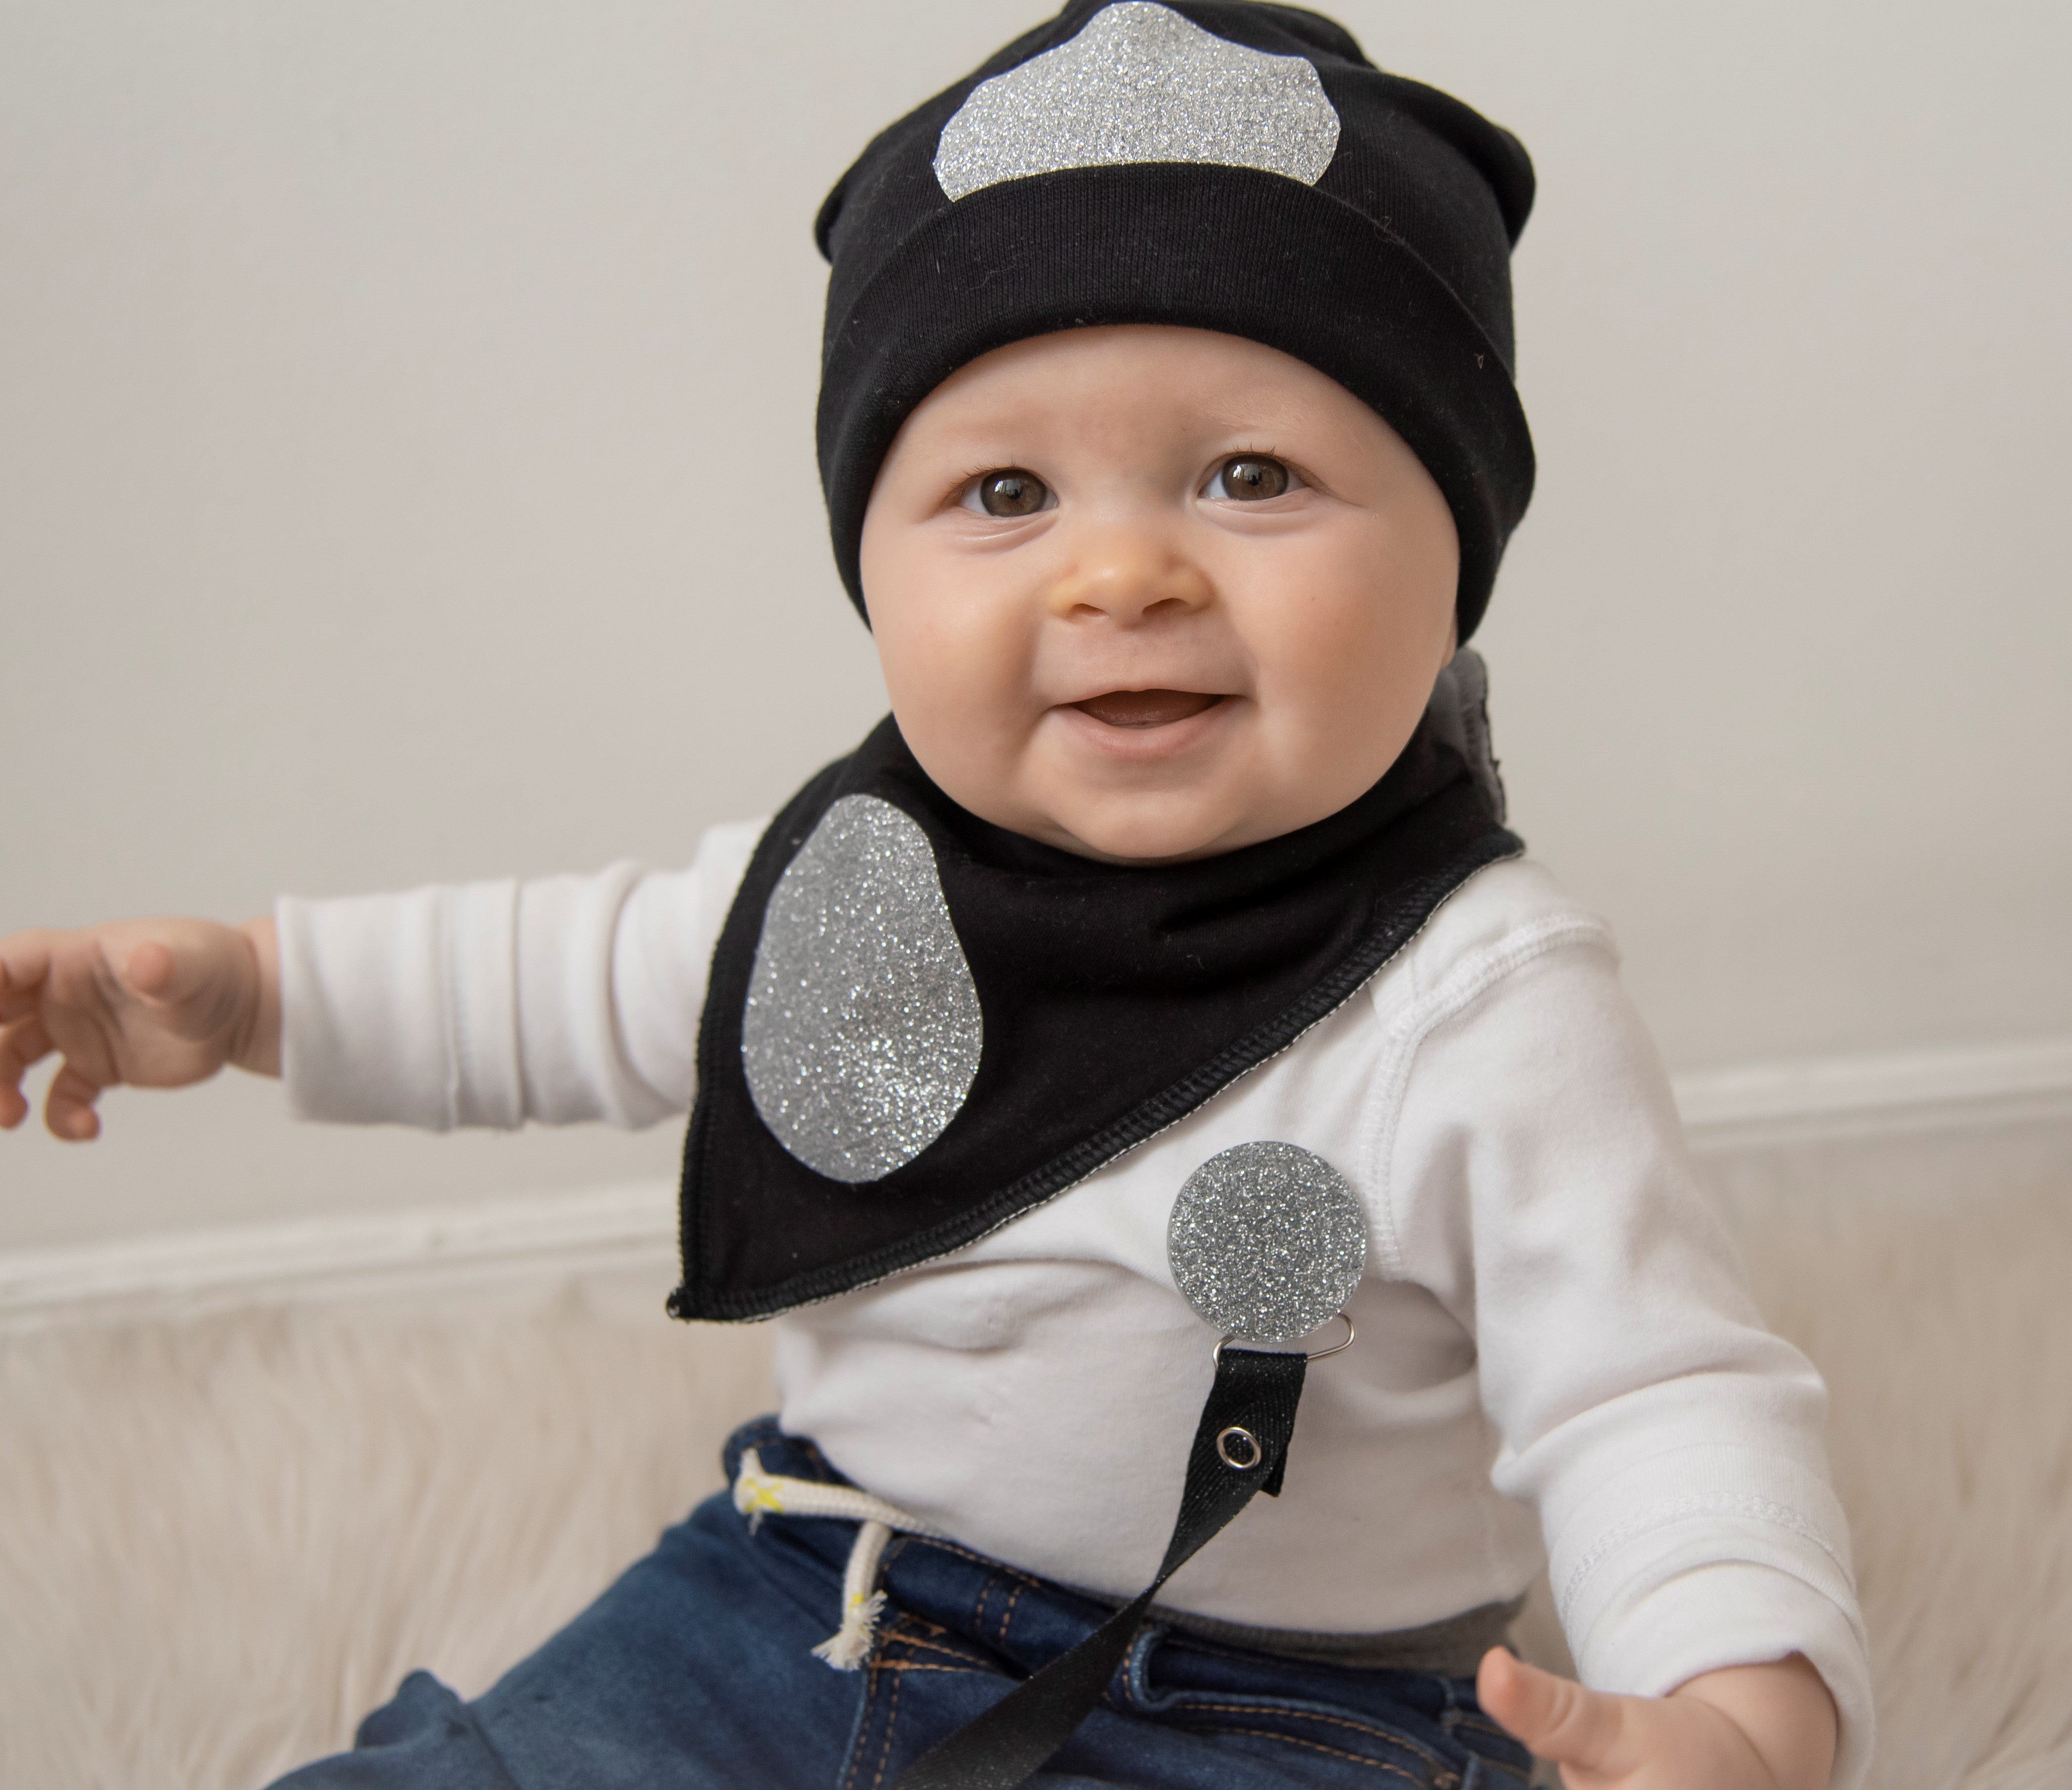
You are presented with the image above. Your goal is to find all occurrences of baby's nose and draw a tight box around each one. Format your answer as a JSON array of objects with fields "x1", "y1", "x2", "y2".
[{"x1": 1045, "y1": 540, "x2": 1212, "y2": 623}]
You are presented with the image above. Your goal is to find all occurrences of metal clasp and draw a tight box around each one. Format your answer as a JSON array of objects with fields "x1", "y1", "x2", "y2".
[{"x1": 1212, "y1": 1310, "x2": 1355, "y2": 1367}]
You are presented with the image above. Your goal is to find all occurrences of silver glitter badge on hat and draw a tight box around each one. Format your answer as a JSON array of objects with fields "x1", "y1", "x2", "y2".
[
  {"x1": 933, "y1": 1, "x2": 1341, "y2": 203},
  {"x1": 1167, "y1": 1142, "x2": 1367, "y2": 1343},
  {"x1": 742, "y1": 795, "x2": 983, "y2": 1183}
]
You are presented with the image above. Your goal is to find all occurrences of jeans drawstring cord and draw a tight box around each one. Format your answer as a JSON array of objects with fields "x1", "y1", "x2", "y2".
[{"x1": 731, "y1": 1446, "x2": 946, "y2": 1669}]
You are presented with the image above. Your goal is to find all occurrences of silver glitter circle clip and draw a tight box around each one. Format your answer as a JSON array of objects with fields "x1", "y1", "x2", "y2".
[{"x1": 1166, "y1": 1140, "x2": 1368, "y2": 1346}]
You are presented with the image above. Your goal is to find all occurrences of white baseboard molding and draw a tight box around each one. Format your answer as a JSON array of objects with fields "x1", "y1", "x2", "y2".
[
  {"x1": 0, "y1": 1180, "x2": 679, "y2": 1333},
  {"x1": 3, "y1": 1037, "x2": 2069, "y2": 1330},
  {"x1": 1674, "y1": 1036, "x2": 2072, "y2": 1153}
]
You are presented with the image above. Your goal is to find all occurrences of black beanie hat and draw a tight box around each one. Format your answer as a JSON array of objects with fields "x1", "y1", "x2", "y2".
[{"x1": 814, "y1": 0, "x2": 1535, "y2": 642}]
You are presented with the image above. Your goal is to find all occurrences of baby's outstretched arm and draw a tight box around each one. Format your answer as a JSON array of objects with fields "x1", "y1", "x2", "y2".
[
  {"x1": 1478, "y1": 1647, "x2": 1837, "y2": 1790},
  {"x1": 0, "y1": 917, "x2": 280, "y2": 1139}
]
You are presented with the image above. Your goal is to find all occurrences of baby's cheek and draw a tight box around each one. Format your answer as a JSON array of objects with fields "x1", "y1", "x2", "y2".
[
  {"x1": 881, "y1": 611, "x2": 1041, "y2": 818},
  {"x1": 1266, "y1": 593, "x2": 1440, "y2": 809},
  {"x1": 1253, "y1": 570, "x2": 1403, "y2": 718}
]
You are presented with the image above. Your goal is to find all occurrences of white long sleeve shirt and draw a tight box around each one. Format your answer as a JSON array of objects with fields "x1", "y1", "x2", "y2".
[{"x1": 278, "y1": 831, "x2": 1872, "y2": 1785}]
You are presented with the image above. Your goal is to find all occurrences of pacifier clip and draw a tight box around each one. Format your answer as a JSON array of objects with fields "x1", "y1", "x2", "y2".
[
  {"x1": 894, "y1": 1325, "x2": 1344, "y2": 1789},
  {"x1": 894, "y1": 1139, "x2": 1368, "y2": 1789}
]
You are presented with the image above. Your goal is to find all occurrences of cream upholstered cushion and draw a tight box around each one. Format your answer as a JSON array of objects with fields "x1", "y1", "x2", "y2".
[{"x1": 3, "y1": 1120, "x2": 2069, "y2": 1789}]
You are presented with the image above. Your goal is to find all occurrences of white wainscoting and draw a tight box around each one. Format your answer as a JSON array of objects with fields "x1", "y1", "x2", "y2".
[
  {"x1": 1672, "y1": 1036, "x2": 2072, "y2": 1151},
  {"x1": 5, "y1": 1036, "x2": 2070, "y2": 1333}
]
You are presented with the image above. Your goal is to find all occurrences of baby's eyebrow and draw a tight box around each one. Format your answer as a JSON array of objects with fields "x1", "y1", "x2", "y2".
[{"x1": 906, "y1": 418, "x2": 1034, "y2": 453}]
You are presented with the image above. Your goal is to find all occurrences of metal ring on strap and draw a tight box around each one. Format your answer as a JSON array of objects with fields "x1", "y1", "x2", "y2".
[{"x1": 1215, "y1": 1425, "x2": 1263, "y2": 1470}]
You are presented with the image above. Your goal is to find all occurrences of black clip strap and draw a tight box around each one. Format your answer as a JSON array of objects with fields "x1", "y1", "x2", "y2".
[{"x1": 891, "y1": 1346, "x2": 1309, "y2": 1790}]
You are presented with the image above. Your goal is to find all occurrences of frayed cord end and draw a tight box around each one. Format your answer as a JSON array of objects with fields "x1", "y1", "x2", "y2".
[{"x1": 812, "y1": 1590, "x2": 887, "y2": 1671}]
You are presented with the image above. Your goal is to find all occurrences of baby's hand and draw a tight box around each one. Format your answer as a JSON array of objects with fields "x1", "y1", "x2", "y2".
[
  {"x1": 0, "y1": 917, "x2": 280, "y2": 1140},
  {"x1": 1477, "y1": 1648, "x2": 1837, "y2": 1790}
]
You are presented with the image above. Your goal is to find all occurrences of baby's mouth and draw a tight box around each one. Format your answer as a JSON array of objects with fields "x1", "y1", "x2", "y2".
[{"x1": 1070, "y1": 690, "x2": 1224, "y2": 730}]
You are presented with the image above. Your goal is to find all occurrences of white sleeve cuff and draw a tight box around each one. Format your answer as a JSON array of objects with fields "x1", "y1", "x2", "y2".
[
  {"x1": 1552, "y1": 1446, "x2": 1873, "y2": 1790},
  {"x1": 1580, "y1": 1560, "x2": 1873, "y2": 1790}
]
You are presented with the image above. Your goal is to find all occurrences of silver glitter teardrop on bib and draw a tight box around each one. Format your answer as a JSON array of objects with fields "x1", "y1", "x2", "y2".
[
  {"x1": 932, "y1": 1, "x2": 1341, "y2": 203},
  {"x1": 742, "y1": 795, "x2": 983, "y2": 1183},
  {"x1": 1167, "y1": 1142, "x2": 1367, "y2": 1343}
]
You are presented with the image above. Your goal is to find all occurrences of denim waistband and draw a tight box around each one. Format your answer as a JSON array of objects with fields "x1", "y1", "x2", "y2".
[{"x1": 721, "y1": 1417, "x2": 1518, "y2": 1681}]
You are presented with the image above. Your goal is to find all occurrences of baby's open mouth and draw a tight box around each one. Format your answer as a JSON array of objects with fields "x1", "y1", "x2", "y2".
[{"x1": 1070, "y1": 690, "x2": 1224, "y2": 730}]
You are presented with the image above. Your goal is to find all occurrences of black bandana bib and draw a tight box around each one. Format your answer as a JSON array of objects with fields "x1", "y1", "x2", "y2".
[{"x1": 669, "y1": 707, "x2": 1518, "y2": 1324}]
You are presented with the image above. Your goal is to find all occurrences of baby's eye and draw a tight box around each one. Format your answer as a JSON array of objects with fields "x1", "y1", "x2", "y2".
[
  {"x1": 1205, "y1": 455, "x2": 1299, "y2": 502},
  {"x1": 961, "y1": 469, "x2": 1054, "y2": 518}
]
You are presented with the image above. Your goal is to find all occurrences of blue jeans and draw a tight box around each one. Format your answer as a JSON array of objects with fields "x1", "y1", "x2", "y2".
[{"x1": 272, "y1": 1419, "x2": 1532, "y2": 1790}]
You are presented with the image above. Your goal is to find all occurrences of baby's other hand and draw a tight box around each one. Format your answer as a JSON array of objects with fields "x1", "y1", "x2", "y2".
[
  {"x1": 0, "y1": 917, "x2": 280, "y2": 1140},
  {"x1": 1477, "y1": 1647, "x2": 1837, "y2": 1790}
]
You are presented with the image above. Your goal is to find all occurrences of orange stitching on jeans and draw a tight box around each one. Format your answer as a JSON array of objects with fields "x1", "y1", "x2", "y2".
[
  {"x1": 994, "y1": 1576, "x2": 1027, "y2": 1648},
  {"x1": 972, "y1": 1573, "x2": 1001, "y2": 1642},
  {"x1": 881, "y1": 1599, "x2": 952, "y2": 1643},
  {"x1": 1201, "y1": 1725, "x2": 1430, "y2": 1783},
  {"x1": 842, "y1": 1639, "x2": 911, "y2": 1790},
  {"x1": 864, "y1": 1661, "x2": 973, "y2": 1675},
  {"x1": 865, "y1": 1659, "x2": 904, "y2": 1790},
  {"x1": 838, "y1": 1666, "x2": 870, "y2": 1790},
  {"x1": 838, "y1": 1685, "x2": 864, "y2": 1790},
  {"x1": 881, "y1": 1629, "x2": 993, "y2": 1668},
  {"x1": 1171, "y1": 1698, "x2": 1451, "y2": 1771},
  {"x1": 905, "y1": 1534, "x2": 1045, "y2": 1584}
]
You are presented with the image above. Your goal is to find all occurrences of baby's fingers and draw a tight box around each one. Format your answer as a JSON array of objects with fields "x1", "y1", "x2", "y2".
[
  {"x1": 0, "y1": 1015, "x2": 54, "y2": 1128},
  {"x1": 106, "y1": 921, "x2": 259, "y2": 1047},
  {"x1": 44, "y1": 1059, "x2": 106, "y2": 1141},
  {"x1": 122, "y1": 937, "x2": 181, "y2": 1000},
  {"x1": 0, "y1": 936, "x2": 54, "y2": 1024},
  {"x1": 1478, "y1": 1649, "x2": 1647, "y2": 1780}
]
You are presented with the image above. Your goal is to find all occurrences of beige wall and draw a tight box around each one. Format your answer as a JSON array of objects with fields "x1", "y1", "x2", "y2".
[{"x1": 3, "y1": 0, "x2": 2067, "y2": 1250}]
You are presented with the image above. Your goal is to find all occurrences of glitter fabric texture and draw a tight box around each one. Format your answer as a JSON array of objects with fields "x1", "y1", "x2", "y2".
[
  {"x1": 742, "y1": 796, "x2": 983, "y2": 1184},
  {"x1": 933, "y1": 1, "x2": 1341, "y2": 203},
  {"x1": 1166, "y1": 1141, "x2": 1367, "y2": 1343}
]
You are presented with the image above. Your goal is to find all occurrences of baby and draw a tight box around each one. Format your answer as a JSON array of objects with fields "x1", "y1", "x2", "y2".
[{"x1": 0, "y1": 5, "x2": 1870, "y2": 1788}]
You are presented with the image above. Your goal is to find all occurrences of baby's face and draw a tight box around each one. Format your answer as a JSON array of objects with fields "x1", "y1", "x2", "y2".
[{"x1": 858, "y1": 325, "x2": 1460, "y2": 863}]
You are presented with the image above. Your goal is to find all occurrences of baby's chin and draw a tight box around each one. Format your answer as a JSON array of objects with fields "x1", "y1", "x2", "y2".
[
  {"x1": 914, "y1": 749, "x2": 1249, "y2": 863},
  {"x1": 1008, "y1": 735, "x2": 1409, "y2": 862},
  {"x1": 1002, "y1": 776, "x2": 1293, "y2": 865}
]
